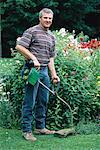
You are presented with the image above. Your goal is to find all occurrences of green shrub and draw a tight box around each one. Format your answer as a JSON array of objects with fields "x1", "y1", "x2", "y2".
[
  {"x1": 0, "y1": 35, "x2": 99, "y2": 131},
  {"x1": 47, "y1": 48, "x2": 99, "y2": 129},
  {"x1": 76, "y1": 121, "x2": 100, "y2": 135},
  {"x1": 0, "y1": 100, "x2": 15, "y2": 128},
  {"x1": 0, "y1": 78, "x2": 15, "y2": 128},
  {"x1": 0, "y1": 52, "x2": 24, "y2": 128}
]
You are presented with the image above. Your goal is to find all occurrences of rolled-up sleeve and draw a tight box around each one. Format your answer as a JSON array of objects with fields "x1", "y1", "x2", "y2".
[{"x1": 17, "y1": 28, "x2": 32, "y2": 49}]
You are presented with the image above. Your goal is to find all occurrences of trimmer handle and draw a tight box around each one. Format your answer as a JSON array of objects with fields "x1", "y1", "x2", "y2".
[
  {"x1": 26, "y1": 60, "x2": 34, "y2": 69},
  {"x1": 26, "y1": 60, "x2": 44, "y2": 69},
  {"x1": 52, "y1": 81, "x2": 60, "y2": 93}
]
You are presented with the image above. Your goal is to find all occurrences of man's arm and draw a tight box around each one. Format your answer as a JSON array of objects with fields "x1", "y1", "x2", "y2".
[
  {"x1": 15, "y1": 44, "x2": 40, "y2": 68},
  {"x1": 48, "y1": 57, "x2": 60, "y2": 83}
]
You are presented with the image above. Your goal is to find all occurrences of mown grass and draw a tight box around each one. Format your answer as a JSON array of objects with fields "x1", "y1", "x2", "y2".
[{"x1": 0, "y1": 128, "x2": 100, "y2": 150}]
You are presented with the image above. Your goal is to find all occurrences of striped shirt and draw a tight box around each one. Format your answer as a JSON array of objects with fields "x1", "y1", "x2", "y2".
[{"x1": 17, "y1": 24, "x2": 55, "y2": 65}]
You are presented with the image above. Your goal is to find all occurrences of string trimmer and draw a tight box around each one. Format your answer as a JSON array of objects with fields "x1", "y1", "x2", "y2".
[{"x1": 26, "y1": 61, "x2": 75, "y2": 137}]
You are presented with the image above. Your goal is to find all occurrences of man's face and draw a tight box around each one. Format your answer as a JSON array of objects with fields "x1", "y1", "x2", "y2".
[{"x1": 39, "y1": 12, "x2": 53, "y2": 29}]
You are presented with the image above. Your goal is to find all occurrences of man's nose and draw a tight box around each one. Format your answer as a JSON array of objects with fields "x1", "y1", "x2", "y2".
[{"x1": 46, "y1": 18, "x2": 51, "y2": 22}]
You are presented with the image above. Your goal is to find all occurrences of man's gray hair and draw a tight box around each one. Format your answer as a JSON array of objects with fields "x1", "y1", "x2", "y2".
[{"x1": 39, "y1": 8, "x2": 54, "y2": 18}]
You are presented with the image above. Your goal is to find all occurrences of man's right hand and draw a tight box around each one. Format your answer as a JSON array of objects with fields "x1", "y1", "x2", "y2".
[{"x1": 33, "y1": 59, "x2": 40, "y2": 70}]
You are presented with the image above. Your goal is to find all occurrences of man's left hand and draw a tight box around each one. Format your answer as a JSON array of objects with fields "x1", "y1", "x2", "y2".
[{"x1": 52, "y1": 75, "x2": 60, "y2": 84}]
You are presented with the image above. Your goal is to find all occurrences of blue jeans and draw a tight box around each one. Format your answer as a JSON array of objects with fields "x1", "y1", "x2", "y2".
[{"x1": 21, "y1": 66, "x2": 50, "y2": 132}]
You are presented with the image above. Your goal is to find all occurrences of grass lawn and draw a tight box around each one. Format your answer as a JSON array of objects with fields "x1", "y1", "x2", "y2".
[{"x1": 0, "y1": 128, "x2": 100, "y2": 150}]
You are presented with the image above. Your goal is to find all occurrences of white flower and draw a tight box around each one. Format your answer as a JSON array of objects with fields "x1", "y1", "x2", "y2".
[
  {"x1": 72, "y1": 30, "x2": 75, "y2": 34},
  {"x1": 0, "y1": 99, "x2": 3, "y2": 102},
  {"x1": 10, "y1": 48, "x2": 13, "y2": 51},
  {"x1": 74, "y1": 39, "x2": 78, "y2": 46},
  {"x1": 68, "y1": 35, "x2": 74, "y2": 41},
  {"x1": 82, "y1": 48, "x2": 89, "y2": 51},
  {"x1": 2, "y1": 92, "x2": 6, "y2": 96},
  {"x1": 0, "y1": 86, "x2": 3, "y2": 91},
  {"x1": 58, "y1": 28, "x2": 66, "y2": 37},
  {"x1": 7, "y1": 92, "x2": 10, "y2": 95},
  {"x1": 84, "y1": 56, "x2": 91, "y2": 61},
  {"x1": 0, "y1": 78, "x2": 4, "y2": 83},
  {"x1": 4, "y1": 99, "x2": 9, "y2": 102},
  {"x1": 68, "y1": 35, "x2": 77, "y2": 44},
  {"x1": 16, "y1": 60, "x2": 20, "y2": 64}
]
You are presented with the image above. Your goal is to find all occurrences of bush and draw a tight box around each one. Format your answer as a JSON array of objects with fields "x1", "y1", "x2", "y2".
[
  {"x1": 0, "y1": 78, "x2": 15, "y2": 128},
  {"x1": 76, "y1": 121, "x2": 100, "y2": 135},
  {"x1": 46, "y1": 31, "x2": 100, "y2": 129},
  {"x1": 0, "y1": 52, "x2": 24, "y2": 128},
  {"x1": 46, "y1": 48, "x2": 99, "y2": 129},
  {"x1": 0, "y1": 32, "x2": 99, "y2": 131},
  {"x1": 0, "y1": 100, "x2": 15, "y2": 128}
]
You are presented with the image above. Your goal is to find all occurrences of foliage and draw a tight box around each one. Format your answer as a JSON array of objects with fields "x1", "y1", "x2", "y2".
[
  {"x1": 0, "y1": 52, "x2": 24, "y2": 127},
  {"x1": 54, "y1": 0, "x2": 100, "y2": 33},
  {"x1": 0, "y1": 100, "x2": 14, "y2": 128},
  {"x1": 76, "y1": 31, "x2": 89, "y2": 42},
  {"x1": 0, "y1": 30, "x2": 99, "y2": 132},
  {"x1": 90, "y1": 50, "x2": 100, "y2": 77},
  {"x1": 46, "y1": 30, "x2": 100, "y2": 129},
  {"x1": 0, "y1": 58, "x2": 15, "y2": 77},
  {"x1": 0, "y1": 0, "x2": 59, "y2": 56},
  {"x1": 47, "y1": 50, "x2": 99, "y2": 129},
  {"x1": 76, "y1": 121, "x2": 100, "y2": 135},
  {"x1": 0, "y1": 78, "x2": 15, "y2": 128}
]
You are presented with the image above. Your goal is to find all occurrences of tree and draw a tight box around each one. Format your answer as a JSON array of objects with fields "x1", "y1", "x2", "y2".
[
  {"x1": 1, "y1": 0, "x2": 59, "y2": 57},
  {"x1": 54, "y1": 0, "x2": 100, "y2": 34},
  {"x1": 1, "y1": 0, "x2": 100, "y2": 57}
]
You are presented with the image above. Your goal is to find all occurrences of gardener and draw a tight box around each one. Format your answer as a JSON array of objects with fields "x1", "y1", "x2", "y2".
[{"x1": 16, "y1": 8, "x2": 60, "y2": 142}]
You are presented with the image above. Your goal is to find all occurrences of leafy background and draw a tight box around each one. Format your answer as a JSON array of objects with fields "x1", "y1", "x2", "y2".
[
  {"x1": 0, "y1": 31, "x2": 100, "y2": 134},
  {"x1": 0, "y1": 0, "x2": 100, "y2": 57}
]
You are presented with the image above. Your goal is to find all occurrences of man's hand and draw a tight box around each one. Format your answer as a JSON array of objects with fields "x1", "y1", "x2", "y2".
[
  {"x1": 48, "y1": 57, "x2": 60, "y2": 84},
  {"x1": 52, "y1": 75, "x2": 60, "y2": 84},
  {"x1": 33, "y1": 59, "x2": 40, "y2": 70}
]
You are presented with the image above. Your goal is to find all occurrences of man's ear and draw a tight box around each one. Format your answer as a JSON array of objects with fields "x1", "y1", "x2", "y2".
[{"x1": 39, "y1": 17, "x2": 41, "y2": 22}]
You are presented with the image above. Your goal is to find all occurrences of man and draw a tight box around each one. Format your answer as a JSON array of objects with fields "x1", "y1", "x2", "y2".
[{"x1": 16, "y1": 8, "x2": 59, "y2": 142}]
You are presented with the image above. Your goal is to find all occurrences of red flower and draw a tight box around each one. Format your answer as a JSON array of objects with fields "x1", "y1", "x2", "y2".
[{"x1": 80, "y1": 37, "x2": 83, "y2": 41}]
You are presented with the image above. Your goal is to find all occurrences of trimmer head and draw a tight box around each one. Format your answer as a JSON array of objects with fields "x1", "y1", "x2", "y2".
[{"x1": 54, "y1": 127, "x2": 75, "y2": 138}]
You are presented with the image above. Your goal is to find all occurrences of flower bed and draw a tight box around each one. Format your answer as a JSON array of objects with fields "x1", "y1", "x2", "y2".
[{"x1": 0, "y1": 29, "x2": 100, "y2": 129}]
